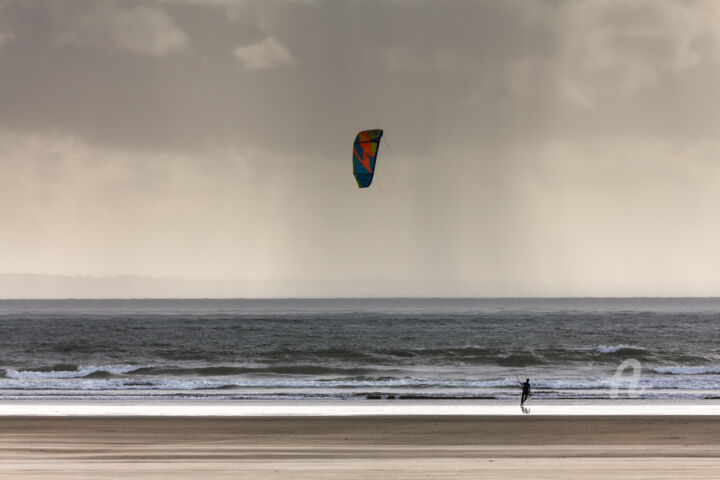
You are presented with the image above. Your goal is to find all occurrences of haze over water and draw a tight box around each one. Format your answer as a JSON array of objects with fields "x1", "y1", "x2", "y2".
[{"x1": 0, "y1": 298, "x2": 717, "y2": 402}]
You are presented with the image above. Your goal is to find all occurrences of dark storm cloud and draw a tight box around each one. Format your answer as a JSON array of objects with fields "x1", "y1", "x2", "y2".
[{"x1": 3, "y1": 0, "x2": 717, "y2": 158}]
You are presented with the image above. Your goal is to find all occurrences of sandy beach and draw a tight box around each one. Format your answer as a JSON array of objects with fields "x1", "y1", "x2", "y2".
[{"x1": 0, "y1": 415, "x2": 718, "y2": 479}]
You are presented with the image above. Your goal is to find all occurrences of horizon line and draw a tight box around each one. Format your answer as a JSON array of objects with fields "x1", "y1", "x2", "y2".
[{"x1": 2, "y1": 296, "x2": 720, "y2": 301}]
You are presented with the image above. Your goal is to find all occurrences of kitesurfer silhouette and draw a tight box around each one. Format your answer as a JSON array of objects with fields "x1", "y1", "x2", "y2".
[{"x1": 520, "y1": 378, "x2": 531, "y2": 406}]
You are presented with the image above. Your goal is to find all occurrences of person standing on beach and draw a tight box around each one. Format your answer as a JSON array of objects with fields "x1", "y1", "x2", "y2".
[{"x1": 520, "y1": 378, "x2": 531, "y2": 406}]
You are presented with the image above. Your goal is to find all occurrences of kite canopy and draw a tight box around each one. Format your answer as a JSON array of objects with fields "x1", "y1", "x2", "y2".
[{"x1": 353, "y1": 129, "x2": 383, "y2": 188}]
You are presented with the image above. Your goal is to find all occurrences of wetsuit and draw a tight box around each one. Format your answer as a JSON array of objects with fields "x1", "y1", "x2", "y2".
[{"x1": 521, "y1": 380, "x2": 531, "y2": 405}]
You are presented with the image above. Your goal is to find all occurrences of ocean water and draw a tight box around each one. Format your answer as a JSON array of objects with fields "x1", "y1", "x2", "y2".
[{"x1": 0, "y1": 298, "x2": 718, "y2": 401}]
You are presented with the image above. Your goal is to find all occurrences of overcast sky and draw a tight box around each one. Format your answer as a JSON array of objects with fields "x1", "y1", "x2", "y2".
[{"x1": 3, "y1": 0, "x2": 720, "y2": 297}]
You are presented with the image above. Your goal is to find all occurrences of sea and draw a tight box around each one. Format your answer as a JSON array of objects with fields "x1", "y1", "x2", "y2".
[{"x1": 0, "y1": 298, "x2": 718, "y2": 402}]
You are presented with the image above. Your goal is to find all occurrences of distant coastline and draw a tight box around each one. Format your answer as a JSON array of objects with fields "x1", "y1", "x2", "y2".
[
  {"x1": 0, "y1": 273, "x2": 495, "y2": 299},
  {"x1": 2, "y1": 273, "x2": 720, "y2": 299}
]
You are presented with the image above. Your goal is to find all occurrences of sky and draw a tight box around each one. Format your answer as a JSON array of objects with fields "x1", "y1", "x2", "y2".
[{"x1": 3, "y1": 0, "x2": 720, "y2": 297}]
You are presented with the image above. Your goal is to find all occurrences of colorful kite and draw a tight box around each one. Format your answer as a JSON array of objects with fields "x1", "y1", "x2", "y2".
[{"x1": 352, "y1": 129, "x2": 383, "y2": 188}]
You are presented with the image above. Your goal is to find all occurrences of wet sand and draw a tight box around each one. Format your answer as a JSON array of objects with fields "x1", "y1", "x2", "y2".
[{"x1": 0, "y1": 415, "x2": 719, "y2": 479}]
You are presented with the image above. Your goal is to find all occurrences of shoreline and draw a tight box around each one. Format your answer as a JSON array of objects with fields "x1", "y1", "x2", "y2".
[{"x1": 0, "y1": 399, "x2": 718, "y2": 416}]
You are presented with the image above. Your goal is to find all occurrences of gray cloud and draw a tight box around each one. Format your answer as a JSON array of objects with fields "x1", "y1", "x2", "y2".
[
  {"x1": 0, "y1": 31, "x2": 12, "y2": 48},
  {"x1": 61, "y1": 2, "x2": 189, "y2": 56},
  {"x1": 233, "y1": 36, "x2": 295, "y2": 69},
  {"x1": 2, "y1": 0, "x2": 719, "y2": 152}
]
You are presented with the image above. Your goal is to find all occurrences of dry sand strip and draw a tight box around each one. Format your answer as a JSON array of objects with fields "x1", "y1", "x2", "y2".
[{"x1": 0, "y1": 416, "x2": 719, "y2": 479}]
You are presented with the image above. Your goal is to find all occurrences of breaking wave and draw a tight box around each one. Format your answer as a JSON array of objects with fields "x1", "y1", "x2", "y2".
[
  {"x1": 593, "y1": 345, "x2": 646, "y2": 354},
  {"x1": 651, "y1": 366, "x2": 720, "y2": 375},
  {"x1": 5, "y1": 364, "x2": 142, "y2": 379}
]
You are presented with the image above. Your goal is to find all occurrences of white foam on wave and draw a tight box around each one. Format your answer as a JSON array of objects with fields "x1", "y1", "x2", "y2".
[
  {"x1": 594, "y1": 344, "x2": 644, "y2": 353},
  {"x1": 0, "y1": 376, "x2": 684, "y2": 392},
  {"x1": 5, "y1": 365, "x2": 142, "y2": 379},
  {"x1": 0, "y1": 378, "x2": 233, "y2": 391},
  {"x1": 0, "y1": 377, "x2": 514, "y2": 391},
  {"x1": 652, "y1": 366, "x2": 720, "y2": 375},
  {"x1": 2, "y1": 369, "x2": 720, "y2": 396}
]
